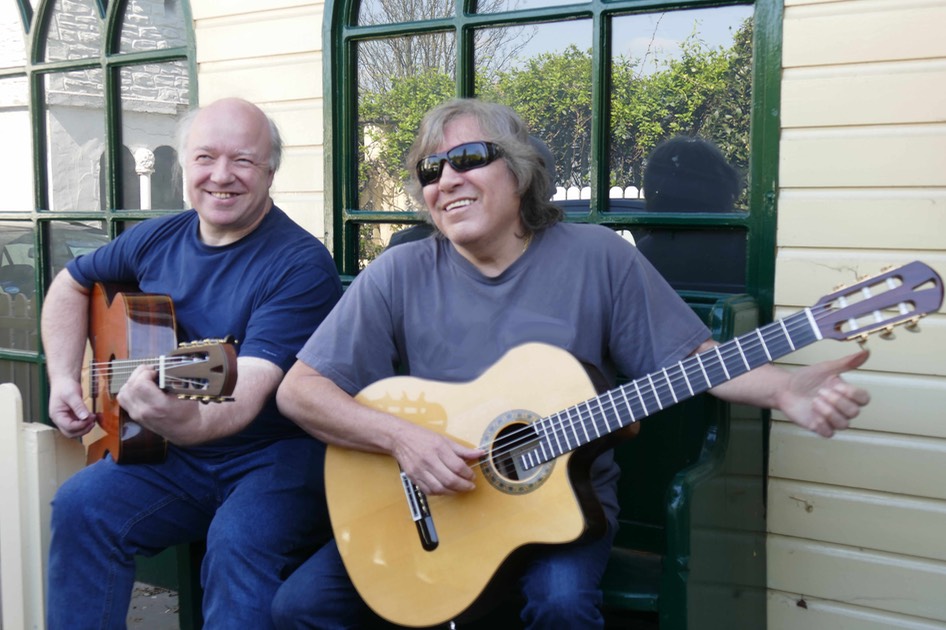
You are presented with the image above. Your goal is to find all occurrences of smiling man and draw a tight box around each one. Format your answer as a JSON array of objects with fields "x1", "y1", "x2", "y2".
[
  {"x1": 272, "y1": 98, "x2": 870, "y2": 629},
  {"x1": 41, "y1": 97, "x2": 342, "y2": 629}
]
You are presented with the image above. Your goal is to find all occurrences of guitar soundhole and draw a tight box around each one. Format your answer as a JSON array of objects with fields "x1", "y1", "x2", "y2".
[{"x1": 481, "y1": 410, "x2": 554, "y2": 495}]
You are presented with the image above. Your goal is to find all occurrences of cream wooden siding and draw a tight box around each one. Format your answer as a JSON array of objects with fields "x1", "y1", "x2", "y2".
[
  {"x1": 190, "y1": 0, "x2": 328, "y2": 241},
  {"x1": 772, "y1": 0, "x2": 946, "y2": 628}
]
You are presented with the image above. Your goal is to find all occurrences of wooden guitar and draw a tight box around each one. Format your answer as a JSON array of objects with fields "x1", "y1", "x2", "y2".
[
  {"x1": 324, "y1": 261, "x2": 944, "y2": 627},
  {"x1": 86, "y1": 283, "x2": 237, "y2": 465}
]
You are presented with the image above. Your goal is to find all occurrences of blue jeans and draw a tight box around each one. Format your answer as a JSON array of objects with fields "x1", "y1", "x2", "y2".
[
  {"x1": 271, "y1": 526, "x2": 615, "y2": 629},
  {"x1": 46, "y1": 437, "x2": 330, "y2": 630}
]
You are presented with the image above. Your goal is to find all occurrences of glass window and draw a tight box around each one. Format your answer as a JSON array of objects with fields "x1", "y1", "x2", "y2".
[
  {"x1": 1, "y1": 1, "x2": 27, "y2": 68},
  {"x1": 358, "y1": 0, "x2": 453, "y2": 25},
  {"x1": 0, "y1": 76, "x2": 33, "y2": 213},
  {"x1": 42, "y1": 0, "x2": 103, "y2": 62},
  {"x1": 118, "y1": 61, "x2": 190, "y2": 210},
  {"x1": 44, "y1": 69, "x2": 106, "y2": 212},
  {"x1": 333, "y1": 0, "x2": 772, "y2": 286},
  {"x1": 357, "y1": 33, "x2": 457, "y2": 214},
  {"x1": 48, "y1": 220, "x2": 107, "y2": 277},
  {"x1": 118, "y1": 0, "x2": 188, "y2": 52},
  {"x1": 1, "y1": 2, "x2": 32, "y2": 214},
  {"x1": 475, "y1": 21, "x2": 594, "y2": 198},
  {"x1": 609, "y1": 6, "x2": 753, "y2": 213}
]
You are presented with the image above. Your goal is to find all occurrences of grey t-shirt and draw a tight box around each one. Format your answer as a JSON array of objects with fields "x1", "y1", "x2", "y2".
[{"x1": 299, "y1": 222, "x2": 710, "y2": 527}]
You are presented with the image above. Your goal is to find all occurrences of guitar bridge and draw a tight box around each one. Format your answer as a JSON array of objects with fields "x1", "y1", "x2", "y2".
[{"x1": 400, "y1": 471, "x2": 439, "y2": 551}]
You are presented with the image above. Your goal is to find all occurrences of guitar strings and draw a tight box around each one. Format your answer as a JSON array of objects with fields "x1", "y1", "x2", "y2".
[
  {"x1": 466, "y1": 300, "x2": 853, "y2": 472},
  {"x1": 86, "y1": 356, "x2": 214, "y2": 391}
]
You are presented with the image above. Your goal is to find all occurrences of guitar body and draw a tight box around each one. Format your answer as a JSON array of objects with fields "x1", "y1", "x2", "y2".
[
  {"x1": 88, "y1": 283, "x2": 176, "y2": 464},
  {"x1": 325, "y1": 343, "x2": 606, "y2": 627}
]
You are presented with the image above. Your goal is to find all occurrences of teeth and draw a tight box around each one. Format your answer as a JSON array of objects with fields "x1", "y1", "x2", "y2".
[
  {"x1": 445, "y1": 199, "x2": 473, "y2": 211},
  {"x1": 210, "y1": 192, "x2": 234, "y2": 199}
]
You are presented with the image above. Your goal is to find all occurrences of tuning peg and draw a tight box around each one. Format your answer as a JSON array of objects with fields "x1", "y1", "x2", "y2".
[
  {"x1": 879, "y1": 326, "x2": 895, "y2": 339},
  {"x1": 855, "y1": 333, "x2": 870, "y2": 347},
  {"x1": 905, "y1": 317, "x2": 922, "y2": 332}
]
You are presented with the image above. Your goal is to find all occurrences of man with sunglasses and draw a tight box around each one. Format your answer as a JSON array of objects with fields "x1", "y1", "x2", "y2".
[{"x1": 272, "y1": 98, "x2": 870, "y2": 628}]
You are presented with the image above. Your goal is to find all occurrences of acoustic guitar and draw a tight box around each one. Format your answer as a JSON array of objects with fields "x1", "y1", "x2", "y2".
[
  {"x1": 86, "y1": 283, "x2": 237, "y2": 465},
  {"x1": 324, "y1": 261, "x2": 944, "y2": 627}
]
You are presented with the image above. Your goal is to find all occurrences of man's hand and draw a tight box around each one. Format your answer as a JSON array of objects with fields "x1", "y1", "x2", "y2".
[
  {"x1": 48, "y1": 379, "x2": 96, "y2": 438},
  {"x1": 389, "y1": 422, "x2": 485, "y2": 496},
  {"x1": 776, "y1": 350, "x2": 871, "y2": 437}
]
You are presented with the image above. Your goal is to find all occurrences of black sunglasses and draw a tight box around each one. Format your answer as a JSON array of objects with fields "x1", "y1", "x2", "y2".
[{"x1": 416, "y1": 141, "x2": 502, "y2": 187}]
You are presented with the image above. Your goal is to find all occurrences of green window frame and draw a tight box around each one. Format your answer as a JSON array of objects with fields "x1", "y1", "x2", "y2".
[
  {"x1": 324, "y1": 0, "x2": 781, "y2": 317},
  {"x1": 0, "y1": 0, "x2": 196, "y2": 423}
]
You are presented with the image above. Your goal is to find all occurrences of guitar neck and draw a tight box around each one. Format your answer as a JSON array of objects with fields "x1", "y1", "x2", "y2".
[{"x1": 523, "y1": 308, "x2": 822, "y2": 468}]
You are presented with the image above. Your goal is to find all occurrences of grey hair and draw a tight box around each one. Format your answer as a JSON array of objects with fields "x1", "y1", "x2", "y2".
[
  {"x1": 405, "y1": 98, "x2": 563, "y2": 233},
  {"x1": 175, "y1": 99, "x2": 283, "y2": 173}
]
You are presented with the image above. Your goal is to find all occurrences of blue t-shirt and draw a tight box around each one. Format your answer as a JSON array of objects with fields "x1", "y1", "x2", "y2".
[
  {"x1": 68, "y1": 206, "x2": 342, "y2": 456},
  {"x1": 298, "y1": 222, "x2": 710, "y2": 526}
]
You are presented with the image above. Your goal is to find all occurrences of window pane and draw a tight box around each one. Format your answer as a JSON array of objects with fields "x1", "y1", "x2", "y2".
[
  {"x1": 0, "y1": 221, "x2": 37, "y2": 299},
  {"x1": 118, "y1": 0, "x2": 188, "y2": 52},
  {"x1": 118, "y1": 62, "x2": 189, "y2": 210},
  {"x1": 48, "y1": 220, "x2": 107, "y2": 279},
  {"x1": 356, "y1": 34, "x2": 456, "y2": 212},
  {"x1": 474, "y1": 0, "x2": 582, "y2": 14},
  {"x1": 42, "y1": 0, "x2": 103, "y2": 62},
  {"x1": 475, "y1": 20, "x2": 593, "y2": 200},
  {"x1": 45, "y1": 69, "x2": 105, "y2": 211},
  {"x1": 0, "y1": 222, "x2": 40, "y2": 418},
  {"x1": 1, "y1": 1, "x2": 27, "y2": 68},
  {"x1": 358, "y1": 0, "x2": 452, "y2": 25},
  {"x1": 633, "y1": 227, "x2": 747, "y2": 293},
  {"x1": 0, "y1": 76, "x2": 34, "y2": 212},
  {"x1": 609, "y1": 6, "x2": 754, "y2": 212}
]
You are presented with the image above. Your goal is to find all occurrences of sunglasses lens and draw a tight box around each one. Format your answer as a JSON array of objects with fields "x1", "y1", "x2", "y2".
[
  {"x1": 416, "y1": 142, "x2": 498, "y2": 186},
  {"x1": 447, "y1": 143, "x2": 489, "y2": 172},
  {"x1": 417, "y1": 158, "x2": 442, "y2": 186}
]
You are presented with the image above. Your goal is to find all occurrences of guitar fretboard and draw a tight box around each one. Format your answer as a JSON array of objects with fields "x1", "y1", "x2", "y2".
[{"x1": 520, "y1": 308, "x2": 823, "y2": 470}]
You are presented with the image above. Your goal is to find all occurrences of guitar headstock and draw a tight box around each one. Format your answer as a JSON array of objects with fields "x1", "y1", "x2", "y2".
[
  {"x1": 162, "y1": 338, "x2": 238, "y2": 402},
  {"x1": 814, "y1": 261, "x2": 943, "y2": 342}
]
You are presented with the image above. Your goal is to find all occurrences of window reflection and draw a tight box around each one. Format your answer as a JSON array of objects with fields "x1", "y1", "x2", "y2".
[
  {"x1": 1, "y1": 0, "x2": 27, "y2": 67},
  {"x1": 474, "y1": 20, "x2": 593, "y2": 196},
  {"x1": 356, "y1": 33, "x2": 456, "y2": 212},
  {"x1": 45, "y1": 70, "x2": 106, "y2": 212},
  {"x1": 474, "y1": 0, "x2": 581, "y2": 14},
  {"x1": 357, "y1": 0, "x2": 453, "y2": 25},
  {"x1": 0, "y1": 76, "x2": 33, "y2": 212},
  {"x1": 48, "y1": 220, "x2": 108, "y2": 278},
  {"x1": 118, "y1": 62, "x2": 189, "y2": 210},
  {"x1": 608, "y1": 6, "x2": 753, "y2": 212},
  {"x1": 42, "y1": 0, "x2": 103, "y2": 62},
  {"x1": 118, "y1": 0, "x2": 187, "y2": 52}
]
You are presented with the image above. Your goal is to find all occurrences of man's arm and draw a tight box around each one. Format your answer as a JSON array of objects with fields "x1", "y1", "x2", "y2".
[
  {"x1": 42, "y1": 270, "x2": 285, "y2": 446},
  {"x1": 697, "y1": 339, "x2": 871, "y2": 437},
  {"x1": 276, "y1": 360, "x2": 483, "y2": 496},
  {"x1": 116, "y1": 356, "x2": 283, "y2": 445},
  {"x1": 41, "y1": 270, "x2": 96, "y2": 438}
]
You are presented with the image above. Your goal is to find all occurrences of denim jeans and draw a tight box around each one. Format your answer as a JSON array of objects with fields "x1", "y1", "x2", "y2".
[
  {"x1": 271, "y1": 525, "x2": 615, "y2": 629},
  {"x1": 46, "y1": 437, "x2": 329, "y2": 630}
]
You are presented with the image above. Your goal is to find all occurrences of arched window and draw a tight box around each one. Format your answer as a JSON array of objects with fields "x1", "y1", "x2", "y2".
[
  {"x1": 0, "y1": 0, "x2": 195, "y2": 422},
  {"x1": 325, "y1": 0, "x2": 780, "y2": 311}
]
